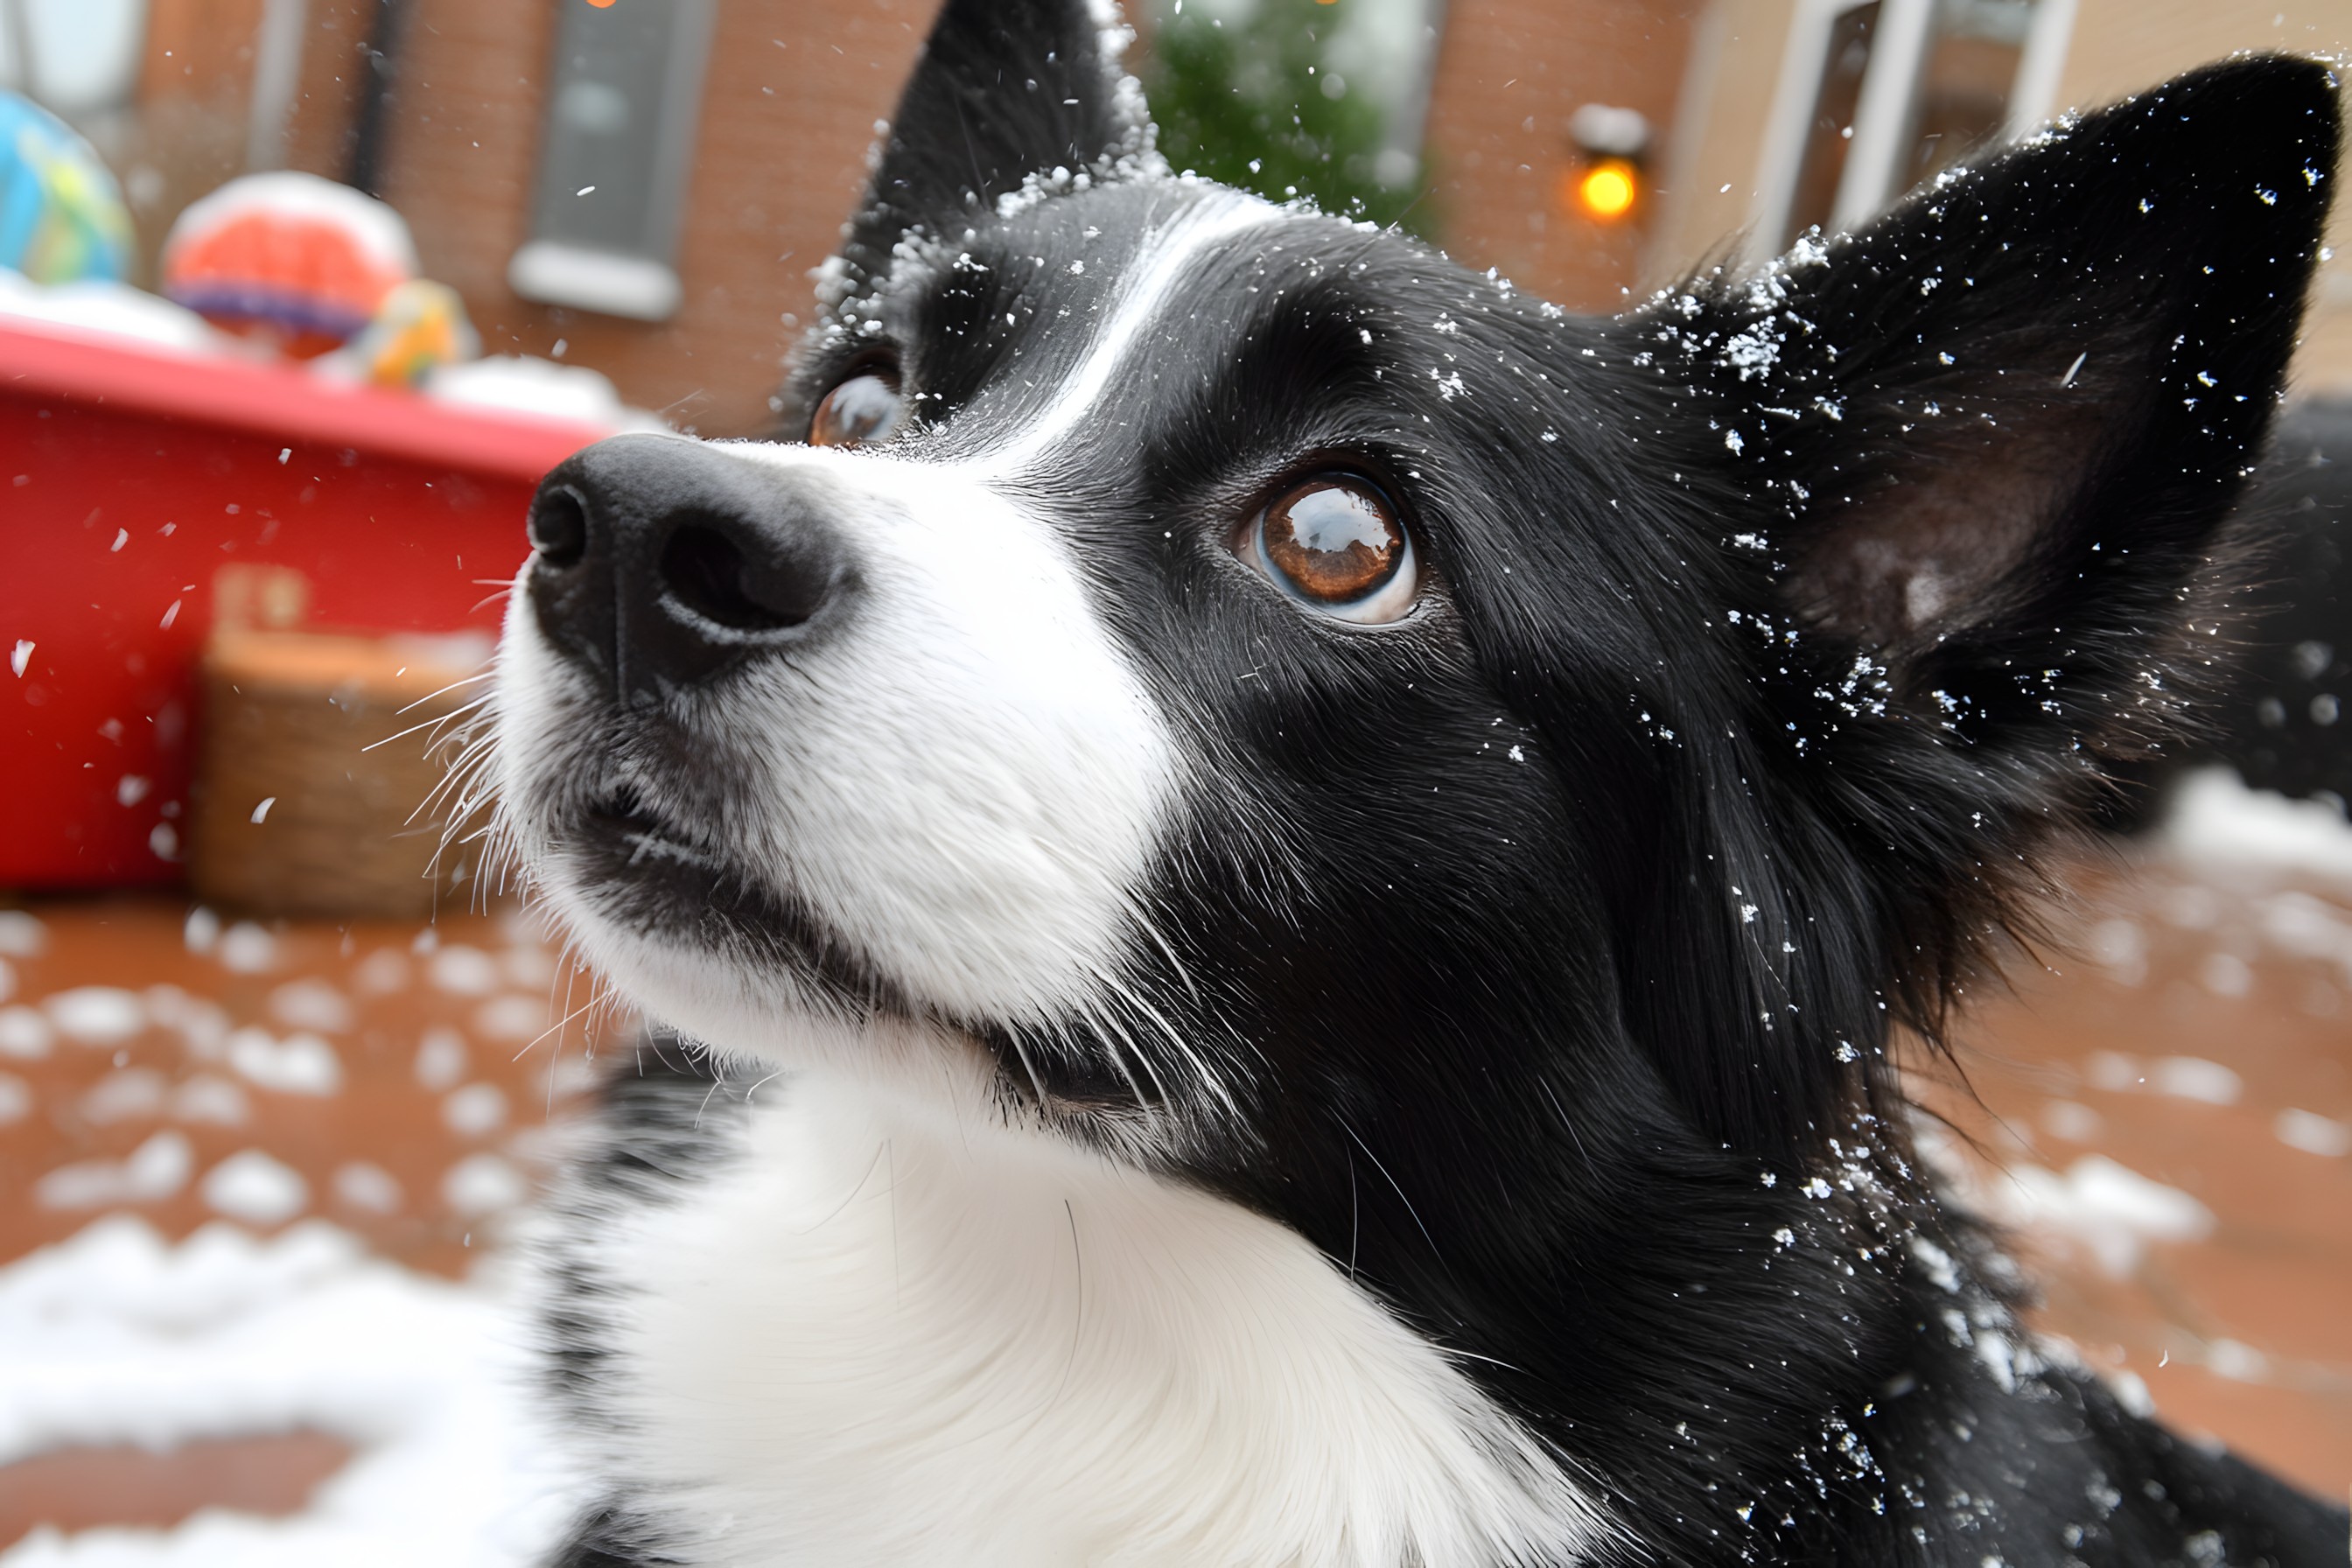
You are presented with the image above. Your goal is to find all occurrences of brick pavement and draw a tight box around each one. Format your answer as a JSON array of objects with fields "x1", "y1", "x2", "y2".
[{"x1": 0, "y1": 844, "x2": 2344, "y2": 1544}]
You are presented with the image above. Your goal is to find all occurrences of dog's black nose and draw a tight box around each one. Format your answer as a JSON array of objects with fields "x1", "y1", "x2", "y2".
[{"x1": 525, "y1": 434, "x2": 850, "y2": 696}]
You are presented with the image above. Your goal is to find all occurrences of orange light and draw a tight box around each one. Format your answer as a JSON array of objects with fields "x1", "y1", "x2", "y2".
[
  {"x1": 586, "y1": 0, "x2": 616, "y2": 8},
  {"x1": 1572, "y1": 159, "x2": 1639, "y2": 221}
]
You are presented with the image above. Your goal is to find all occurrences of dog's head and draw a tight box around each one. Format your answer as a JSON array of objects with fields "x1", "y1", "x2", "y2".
[{"x1": 494, "y1": 2, "x2": 2335, "y2": 1185}]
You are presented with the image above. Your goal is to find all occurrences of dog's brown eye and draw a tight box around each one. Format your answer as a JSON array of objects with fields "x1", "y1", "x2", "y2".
[
  {"x1": 1246, "y1": 477, "x2": 1418, "y2": 624},
  {"x1": 809, "y1": 372, "x2": 903, "y2": 448}
]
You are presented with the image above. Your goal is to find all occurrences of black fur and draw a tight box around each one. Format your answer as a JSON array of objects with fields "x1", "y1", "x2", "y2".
[
  {"x1": 2198, "y1": 397, "x2": 2352, "y2": 806},
  {"x1": 532, "y1": 3, "x2": 2349, "y2": 1561},
  {"x1": 832, "y1": 0, "x2": 1152, "y2": 309},
  {"x1": 2093, "y1": 396, "x2": 2352, "y2": 828},
  {"x1": 537, "y1": 1042, "x2": 741, "y2": 1567}
]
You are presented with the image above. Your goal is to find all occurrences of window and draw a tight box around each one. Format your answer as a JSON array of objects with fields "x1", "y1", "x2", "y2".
[
  {"x1": 1747, "y1": 0, "x2": 2072, "y2": 262},
  {"x1": 1906, "y1": 0, "x2": 2039, "y2": 191},
  {"x1": 508, "y1": 0, "x2": 716, "y2": 323},
  {"x1": 0, "y1": 0, "x2": 150, "y2": 117},
  {"x1": 1781, "y1": 3, "x2": 1880, "y2": 251}
]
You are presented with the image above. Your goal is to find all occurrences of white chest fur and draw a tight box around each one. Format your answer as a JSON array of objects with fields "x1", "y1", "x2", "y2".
[{"x1": 564, "y1": 1071, "x2": 1609, "y2": 1567}]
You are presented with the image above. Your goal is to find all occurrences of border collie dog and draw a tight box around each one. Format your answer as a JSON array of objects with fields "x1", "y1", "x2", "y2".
[{"x1": 493, "y1": 4, "x2": 2348, "y2": 1563}]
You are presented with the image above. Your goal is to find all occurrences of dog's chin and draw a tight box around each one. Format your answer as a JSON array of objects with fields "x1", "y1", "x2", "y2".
[
  {"x1": 549, "y1": 787, "x2": 886, "y2": 1004},
  {"x1": 513, "y1": 783, "x2": 1186, "y2": 1147},
  {"x1": 519, "y1": 796, "x2": 1006, "y2": 1101},
  {"x1": 559, "y1": 887, "x2": 1011, "y2": 1093}
]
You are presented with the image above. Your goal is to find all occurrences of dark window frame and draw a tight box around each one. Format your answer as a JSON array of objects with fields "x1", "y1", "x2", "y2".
[{"x1": 508, "y1": 0, "x2": 717, "y2": 322}]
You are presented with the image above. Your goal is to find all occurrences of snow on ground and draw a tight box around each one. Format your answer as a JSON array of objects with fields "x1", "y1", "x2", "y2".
[
  {"x1": 0, "y1": 1217, "x2": 573, "y2": 1566},
  {"x1": 2161, "y1": 765, "x2": 2352, "y2": 882},
  {"x1": 1939, "y1": 1142, "x2": 2216, "y2": 1279}
]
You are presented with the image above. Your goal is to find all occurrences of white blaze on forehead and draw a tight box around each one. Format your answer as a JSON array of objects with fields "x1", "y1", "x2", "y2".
[{"x1": 973, "y1": 187, "x2": 1283, "y2": 478}]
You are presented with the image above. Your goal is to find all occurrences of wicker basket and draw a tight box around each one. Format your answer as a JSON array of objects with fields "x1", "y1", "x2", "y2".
[{"x1": 187, "y1": 608, "x2": 494, "y2": 920}]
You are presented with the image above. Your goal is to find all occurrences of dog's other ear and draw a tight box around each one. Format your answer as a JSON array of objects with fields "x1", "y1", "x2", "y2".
[
  {"x1": 1704, "y1": 57, "x2": 2336, "y2": 720},
  {"x1": 1624, "y1": 59, "x2": 2334, "y2": 1154},
  {"x1": 834, "y1": 0, "x2": 1153, "y2": 299}
]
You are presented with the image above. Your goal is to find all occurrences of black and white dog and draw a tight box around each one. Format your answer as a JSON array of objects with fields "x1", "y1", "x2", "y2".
[{"x1": 490, "y1": 4, "x2": 2349, "y2": 1563}]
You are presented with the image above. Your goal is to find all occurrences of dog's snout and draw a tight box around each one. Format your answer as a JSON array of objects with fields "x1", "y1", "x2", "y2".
[{"x1": 527, "y1": 434, "x2": 849, "y2": 695}]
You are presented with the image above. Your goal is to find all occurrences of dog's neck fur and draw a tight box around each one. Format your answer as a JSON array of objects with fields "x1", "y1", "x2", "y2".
[
  {"x1": 543, "y1": 1053, "x2": 1612, "y2": 1568},
  {"x1": 545, "y1": 1042, "x2": 2329, "y2": 1568}
]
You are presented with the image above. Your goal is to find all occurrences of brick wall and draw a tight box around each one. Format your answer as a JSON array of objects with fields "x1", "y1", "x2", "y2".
[
  {"x1": 132, "y1": 0, "x2": 1701, "y2": 424},
  {"x1": 267, "y1": 0, "x2": 938, "y2": 437},
  {"x1": 1418, "y1": 0, "x2": 1699, "y2": 312}
]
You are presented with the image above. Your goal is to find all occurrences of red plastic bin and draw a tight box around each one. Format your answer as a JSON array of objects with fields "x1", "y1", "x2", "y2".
[{"x1": 1, "y1": 318, "x2": 614, "y2": 890}]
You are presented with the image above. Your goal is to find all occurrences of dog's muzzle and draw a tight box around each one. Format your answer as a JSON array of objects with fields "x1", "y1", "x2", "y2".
[{"x1": 524, "y1": 433, "x2": 855, "y2": 700}]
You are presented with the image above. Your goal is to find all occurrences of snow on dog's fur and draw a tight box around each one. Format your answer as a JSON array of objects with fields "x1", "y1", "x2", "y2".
[{"x1": 488, "y1": 4, "x2": 2351, "y2": 1563}]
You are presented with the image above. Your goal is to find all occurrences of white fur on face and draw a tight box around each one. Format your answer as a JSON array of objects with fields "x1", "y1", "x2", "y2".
[
  {"x1": 496, "y1": 192, "x2": 1306, "y2": 1077},
  {"x1": 498, "y1": 441, "x2": 1182, "y2": 1055},
  {"x1": 562, "y1": 1064, "x2": 1614, "y2": 1568}
]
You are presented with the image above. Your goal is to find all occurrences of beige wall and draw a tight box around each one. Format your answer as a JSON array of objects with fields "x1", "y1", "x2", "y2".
[
  {"x1": 2056, "y1": 0, "x2": 2350, "y2": 107},
  {"x1": 2058, "y1": 0, "x2": 2352, "y2": 393},
  {"x1": 1649, "y1": 0, "x2": 2352, "y2": 392},
  {"x1": 1645, "y1": 0, "x2": 1799, "y2": 288}
]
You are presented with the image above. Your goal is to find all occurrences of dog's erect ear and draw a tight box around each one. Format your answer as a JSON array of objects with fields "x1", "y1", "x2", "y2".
[
  {"x1": 1616, "y1": 59, "x2": 2334, "y2": 1156},
  {"x1": 833, "y1": 0, "x2": 1154, "y2": 300},
  {"x1": 1690, "y1": 55, "x2": 2337, "y2": 743}
]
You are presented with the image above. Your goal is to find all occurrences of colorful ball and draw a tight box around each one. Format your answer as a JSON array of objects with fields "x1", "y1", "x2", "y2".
[
  {"x1": 352, "y1": 278, "x2": 480, "y2": 388},
  {"x1": 0, "y1": 92, "x2": 135, "y2": 285},
  {"x1": 162, "y1": 172, "x2": 419, "y2": 358}
]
